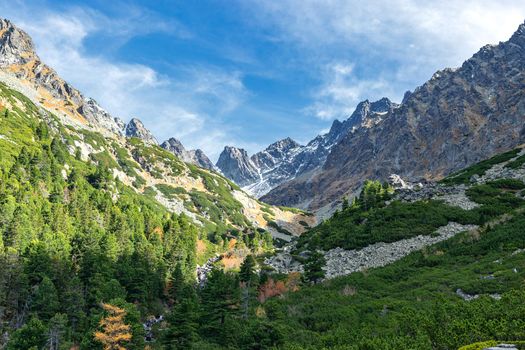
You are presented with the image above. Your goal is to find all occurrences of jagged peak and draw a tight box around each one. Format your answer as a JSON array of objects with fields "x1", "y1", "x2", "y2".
[
  {"x1": 221, "y1": 145, "x2": 250, "y2": 157},
  {"x1": 125, "y1": 118, "x2": 158, "y2": 145},
  {"x1": 162, "y1": 137, "x2": 186, "y2": 150},
  {"x1": 508, "y1": 20, "x2": 525, "y2": 47},
  {"x1": 265, "y1": 137, "x2": 302, "y2": 152},
  {"x1": 0, "y1": 18, "x2": 38, "y2": 67}
]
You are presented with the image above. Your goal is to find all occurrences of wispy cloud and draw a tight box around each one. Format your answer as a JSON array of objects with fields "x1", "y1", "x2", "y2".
[
  {"x1": 0, "y1": 1, "x2": 251, "y2": 160},
  {"x1": 306, "y1": 62, "x2": 396, "y2": 120},
  {"x1": 243, "y1": 0, "x2": 525, "y2": 120}
]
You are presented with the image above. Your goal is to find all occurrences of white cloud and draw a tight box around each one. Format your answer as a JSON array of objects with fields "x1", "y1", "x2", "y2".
[
  {"x1": 306, "y1": 62, "x2": 396, "y2": 120},
  {"x1": 244, "y1": 0, "x2": 525, "y2": 119},
  {"x1": 0, "y1": 3, "x2": 249, "y2": 161}
]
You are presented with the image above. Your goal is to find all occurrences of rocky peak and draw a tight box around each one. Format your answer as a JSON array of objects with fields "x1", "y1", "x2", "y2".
[
  {"x1": 216, "y1": 146, "x2": 259, "y2": 186},
  {"x1": 262, "y1": 20, "x2": 525, "y2": 211},
  {"x1": 509, "y1": 20, "x2": 525, "y2": 46},
  {"x1": 0, "y1": 19, "x2": 37, "y2": 67},
  {"x1": 0, "y1": 18, "x2": 126, "y2": 136},
  {"x1": 125, "y1": 118, "x2": 158, "y2": 145},
  {"x1": 162, "y1": 137, "x2": 186, "y2": 154},
  {"x1": 267, "y1": 137, "x2": 301, "y2": 152},
  {"x1": 161, "y1": 137, "x2": 214, "y2": 170}
]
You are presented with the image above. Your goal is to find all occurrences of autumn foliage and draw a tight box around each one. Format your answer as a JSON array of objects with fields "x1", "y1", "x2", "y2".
[
  {"x1": 257, "y1": 272, "x2": 301, "y2": 303},
  {"x1": 94, "y1": 303, "x2": 132, "y2": 350}
]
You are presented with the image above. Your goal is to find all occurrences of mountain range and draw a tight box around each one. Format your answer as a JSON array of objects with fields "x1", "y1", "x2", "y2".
[
  {"x1": 217, "y1": 22, "x2": 525, "y2": 215},
  {"x1": 216, "y1": 97, "x2": 397, "y2": 198},
  {"x1": 0, "y1": 18, "x2": 313, "y2": 238}
]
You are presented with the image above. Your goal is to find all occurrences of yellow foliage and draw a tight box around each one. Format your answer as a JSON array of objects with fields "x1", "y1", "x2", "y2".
[{"x1": 94, "y1": 303, "x2": 132, "y2": 350}]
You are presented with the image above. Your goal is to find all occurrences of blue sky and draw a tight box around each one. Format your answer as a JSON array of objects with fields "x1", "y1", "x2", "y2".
[{"x1": 3, "y1": 0, "x2": 525, "y2": 160}]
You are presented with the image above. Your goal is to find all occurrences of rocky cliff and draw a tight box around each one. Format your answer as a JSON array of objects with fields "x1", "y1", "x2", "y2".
[
  {"x1": 216, "y1": 146, "x2": 260, "y2": 186},
  {"x1": 261, "y1": 20, "x2": 525, "y2": 211},
  {"x1": 161, "y1": 137, "x2": 215, "y2": 170},
  {"x1": 125, "y1": 118, "x2": 158, "y2": 145}
]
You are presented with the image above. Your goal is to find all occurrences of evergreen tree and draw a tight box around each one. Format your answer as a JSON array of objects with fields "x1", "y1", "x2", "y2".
[
  {"x1": 239, "y1": 255, "x2": 258, "y2": 320},
  {"x1": 47, "y1": 313, "x2": 68, "y2": 350},
  {"x1": 199, "y1": 268, "x2": 240, "y2": 345},
  {"x1": 7, "y1": 317, "x2": 47, "y2": 350},
  {"x1": 31, "y1": 276, "x2": 60, "y2": 321},
  {"x1": 163, "y1": 285, "x2": 199, "y2": 349},
  {"x1": 304, "y1": 251, "x2": 326, "y2": 284},
  {"x1": 342, "y1": 196, "x2": 349, "y2": 211}
]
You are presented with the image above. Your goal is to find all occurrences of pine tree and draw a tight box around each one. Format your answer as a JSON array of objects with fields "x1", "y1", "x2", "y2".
[
  {"x1": 199, "y1": 268, "x2": 240, "y2": 343},
  {"x1": 163, "y1": 285, "x2": 199, "y2": 349},
  {"x1": 304, "y1": 251, "x2": 326, "y2": 284},
  {"x1": 342, "y1": 196, "x2": 349, "y2": 211},
  {"x1": 31, "y1": 276, "x2": 60, "y2": 321},
  {"x1": 239, "y1": 255, "x2": 258, "y2": 319},
  {"x1": 239, "y1": 255, "x2": 257, "y2": 284},
  {"x1": 94, "y1": 303, "x2": 132, "y2": 350},
  {"x1": 167, "y1": 263, "x2": 185, "y2": 305},
  {"x1": 47, "y1": 313, "x2": 68, "y2": 350}
]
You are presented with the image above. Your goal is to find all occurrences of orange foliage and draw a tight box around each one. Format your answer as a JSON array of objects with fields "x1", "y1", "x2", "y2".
[
  {"x1": 258, "y1": 278, "x2": 288, "y2": 303},
  {"x1": 197, "y1": 239, "x2": 207, "y2": 254},
  {"x1": 152, "y1": 226, "x2": 163, "y2": 238},
  {"x1": 94, "y1": 303, "x2": 132, "y2": 350},
  {"x1": 228, "y1": 238, "x2": 237, "y2": 250},
  {"x1": 221, "y1": 253, "x2": 243, "y2": 271},
  {"x1": 258, "y1": 273, "x2": 301, "y2": 303}
]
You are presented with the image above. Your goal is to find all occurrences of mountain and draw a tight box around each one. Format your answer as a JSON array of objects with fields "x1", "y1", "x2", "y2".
[
  {"x1": 259, "y1": 145, "x2": 525, "y2": 348},
  {"x1": 125, "y1": 117, "x2": 158, "y2": 145},
  {"x1": 216, "y1": 97, "x2": 398, "y2": 197},
  {"x1": 0, "y1": 19, "x2": 125, "y2": 135},
  {"x1": 216, "y1": 146, "x2": 260, "y2": 186},
  {"x1": 0, "y1": 18, "x2": 314, "y2": 239},
  {"x1": 161, "y1": 137, "x2": 215, "y2": 170},
  {"x1": 261, "y1": 20, "x2": 525, "y2": 211}
]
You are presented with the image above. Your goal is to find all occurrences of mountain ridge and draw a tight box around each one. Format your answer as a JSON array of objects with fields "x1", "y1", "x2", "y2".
[
  {"x1": 261, "y1": 20, "x2": 525, "y2": 211},
  {"x1": 216, "y1": 97, "x2": 398, "y2": 197}
]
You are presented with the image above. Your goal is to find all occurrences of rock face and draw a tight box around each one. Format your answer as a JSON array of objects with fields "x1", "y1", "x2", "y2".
[
  {"x1": 262, "y1": 21, "x2": 525, "y2": 211},
  {"x1": 161, "y1": 137, "x2": 215, "y2": 170},
  {"x1": 125, "y1": 118, "x2": 158, "y2": 145},
  {"x1": 217, "y1": 98, "x2": 397, "y2": 197},
  {"x1": 0, "y1": 19, "x2": 125, "y2": 134},
  {"x1": 216, "y1": 146, "x2": 260, "y2": 186}
]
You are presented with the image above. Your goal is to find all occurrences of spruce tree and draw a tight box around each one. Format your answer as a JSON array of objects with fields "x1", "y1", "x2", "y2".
[{"x1": 304, "y1": 251, "x2": 326, "y2": 284}]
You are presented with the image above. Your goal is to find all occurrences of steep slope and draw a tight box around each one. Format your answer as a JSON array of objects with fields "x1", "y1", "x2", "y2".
[
  {"x1": 217, "y1": 98, "x2": 397, "y2": 197},
  {"x1": 161, "y1": 137, "x2": 215, "y2": 170},
  {"x1": 262, "y1": 20, "x2": 525, "y2": 211},
  {"x1": 0, "y1": 18, "x2": 314, "y2": 239},
  {"x1": 216, "y1": 146, "x2": 260, "y2": 186},
  {"x1": 0, "y1": 18, "x2": 124, "y2": 134}
]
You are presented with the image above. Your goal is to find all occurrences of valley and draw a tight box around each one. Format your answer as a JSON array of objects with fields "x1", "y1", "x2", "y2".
[{"x1": 0, "y1": 11, "x2": 525, "y2": 350}]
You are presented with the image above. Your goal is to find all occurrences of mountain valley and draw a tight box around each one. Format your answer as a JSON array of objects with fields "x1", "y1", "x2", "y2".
[{"x1": 0, "y1": 13, "x2": 525, "y2": 350}]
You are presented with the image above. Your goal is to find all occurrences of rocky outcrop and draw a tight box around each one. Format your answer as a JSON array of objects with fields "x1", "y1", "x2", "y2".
[
  {"x1": 216, "y1": 146, "x2": 259, "y2": 186},
  {"x1": 266, "y1": 222, "x2": 477, "y2": 278},
  {"x1": 262, "y1": 20, "x2": 525, "y2": 211},
  {"x1": 0, "y1": 19, "x2": 125, "y2": 134},
  {"x1": 161, "y1": 137, "x2": 214, "y2": 170},
  {"x1": 218, "y1": 98, "x2": 398, "y2": 197},
  {"x1": 125, "y1": 118, "x2": 158, "y2": 145}
]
